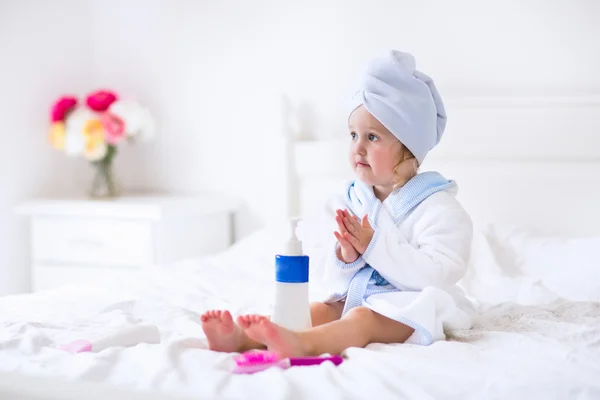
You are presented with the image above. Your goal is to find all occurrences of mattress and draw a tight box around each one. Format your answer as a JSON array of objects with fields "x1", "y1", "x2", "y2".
[{"x1": 1, "y1": 227, "x2": 599, "y2": 400}]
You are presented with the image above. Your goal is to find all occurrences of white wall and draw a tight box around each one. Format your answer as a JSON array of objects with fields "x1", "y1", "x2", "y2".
[
  {"x1": 1, "y1": 0, "x2": 598, "y2": 294},
  {"x1": 89, "y1": 0, "x2": 600, "y2": 234},
  {"x1": 0, "y1": 1, "x2": 94, "y2": 295}
]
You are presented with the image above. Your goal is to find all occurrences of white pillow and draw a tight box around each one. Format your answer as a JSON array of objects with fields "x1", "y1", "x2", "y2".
[
  {"x1": 219, "y1": 221, "x2": 600, "y2": 305},
  {"x1": 459, "y1": 223, "x2": 600, "y2": 305}
]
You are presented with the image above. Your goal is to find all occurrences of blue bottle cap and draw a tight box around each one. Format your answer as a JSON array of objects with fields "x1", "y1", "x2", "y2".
[{"x1": 275, "y1": 255, "x2": 309, "y2": 283}]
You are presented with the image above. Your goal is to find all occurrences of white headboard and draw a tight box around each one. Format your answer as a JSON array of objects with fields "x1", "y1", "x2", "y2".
[{"x1": 289, "y1": 96, "x2": 600, "y2": 237}]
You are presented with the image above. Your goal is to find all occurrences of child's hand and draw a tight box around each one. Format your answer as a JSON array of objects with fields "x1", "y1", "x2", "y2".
[
  {"x1": 334, "y1": 209, "x2": 360, "y2": 263},
  {"x1": 340, "y1": 212, "x2": 374, "y2": 255}
]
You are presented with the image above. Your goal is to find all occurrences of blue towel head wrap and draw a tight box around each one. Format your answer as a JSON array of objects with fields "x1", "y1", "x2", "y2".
[{"x1": 349, "y1": 50, "x2": 447, "y2": 164}]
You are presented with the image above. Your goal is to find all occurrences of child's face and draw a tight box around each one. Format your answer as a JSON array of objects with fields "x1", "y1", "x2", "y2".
[{"x1": 348, "y1": 105, "x2": 403, "y2": 189}]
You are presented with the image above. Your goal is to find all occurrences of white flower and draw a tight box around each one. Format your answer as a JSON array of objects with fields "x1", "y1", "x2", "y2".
[
  {"x1": 64, "y1": 129, "x2": 84, "y2": 156},
  {"x1": 109, "y1": 100, "x2": 155, "y2": 141},
  {"x1": 64, "y1": 108, "x2": 97, "y2": 156}
]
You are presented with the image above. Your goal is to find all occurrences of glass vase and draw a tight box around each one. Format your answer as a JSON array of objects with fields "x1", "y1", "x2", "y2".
[{"x1": 89, "y1": 159, "x2": 119, "y2": 199}]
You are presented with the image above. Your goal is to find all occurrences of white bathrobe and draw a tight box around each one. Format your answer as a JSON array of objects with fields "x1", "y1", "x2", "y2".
[{"x1": 299, "y1": 172, "x2": 475, "y2": 345}]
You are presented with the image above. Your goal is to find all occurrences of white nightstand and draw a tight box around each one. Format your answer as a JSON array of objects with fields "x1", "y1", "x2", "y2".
[{"x1": 16, "y1": 194, "x2": 238, "y2": 292}]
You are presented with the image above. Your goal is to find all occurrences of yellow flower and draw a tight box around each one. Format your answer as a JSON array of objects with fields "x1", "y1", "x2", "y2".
[
  {"x1": 83, "y1": 118, "x2": 104, "y2": 138},
  {"x1": 49, "y1": 122, "x2": 66, "y2": 150},
  {"x1": 82, "y1": 119, "x2": 108, "y2": 161}
]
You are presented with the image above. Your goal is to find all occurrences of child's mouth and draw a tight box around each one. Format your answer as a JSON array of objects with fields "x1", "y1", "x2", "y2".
[{"x1": 356, "y1": 162, "x2": 370, "y2": 168}]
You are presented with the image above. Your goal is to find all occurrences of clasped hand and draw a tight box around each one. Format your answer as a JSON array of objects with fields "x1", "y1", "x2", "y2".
[{"x1": 333, "y1": 209, "x2": 374, "y2": 263}]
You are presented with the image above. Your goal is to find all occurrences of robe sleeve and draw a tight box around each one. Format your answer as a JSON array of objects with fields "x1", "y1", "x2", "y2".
[{"x1": 362, "y1": 201, "x2": 473, "y2": 290}]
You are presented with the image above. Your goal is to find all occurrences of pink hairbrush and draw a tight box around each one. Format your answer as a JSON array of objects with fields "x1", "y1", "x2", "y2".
[{"x1": 232, "y1": 350, "x2": 343, "y2": 374}]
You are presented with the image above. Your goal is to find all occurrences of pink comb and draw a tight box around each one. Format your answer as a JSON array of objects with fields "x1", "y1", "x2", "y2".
[
  {"x1": 232, "y1": 350, "x2": 343, "y2": 374},
  {"x1": 234, "y1": 351, "x2": 280, "y2": 366}
]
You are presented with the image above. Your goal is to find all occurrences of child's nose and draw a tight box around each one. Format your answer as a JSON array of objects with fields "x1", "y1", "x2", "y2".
[{"x1": 354, "y1": 140, "x2": 367, "y2": 155}]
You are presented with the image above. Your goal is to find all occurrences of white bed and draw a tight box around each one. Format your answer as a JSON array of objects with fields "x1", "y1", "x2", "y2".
[{"x1": 2, "y1": 96, "x2": 600, "y2": 400}]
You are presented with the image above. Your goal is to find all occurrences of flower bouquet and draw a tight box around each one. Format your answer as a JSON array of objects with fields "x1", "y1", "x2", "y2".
[{"x1": 49, "y1": 90, "x2": 155, "y2": 198}]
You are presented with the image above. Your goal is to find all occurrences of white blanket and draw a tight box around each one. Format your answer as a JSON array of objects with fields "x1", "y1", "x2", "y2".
[{"x1": 1, "y1": 228, "x2": 600, "y2": 400}]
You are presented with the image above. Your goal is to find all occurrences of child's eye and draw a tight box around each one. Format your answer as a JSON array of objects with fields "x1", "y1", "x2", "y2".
[
  {"x1": 350, "y1": 132, "x2": 357, "y2": 140},
  {"x1": 368, "y1": 134, "x2": 379, "y2": 141}
]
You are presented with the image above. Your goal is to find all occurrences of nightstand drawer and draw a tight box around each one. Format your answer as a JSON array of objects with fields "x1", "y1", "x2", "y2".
[
  {"x1": 31, "y1": 216, "x2": 154, "y2": 266},
  {"x1": 32, "y1": 263, "x2": 138, "y2": 292}
]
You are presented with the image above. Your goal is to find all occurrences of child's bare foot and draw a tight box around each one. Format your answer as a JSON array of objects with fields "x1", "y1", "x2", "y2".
[
  {"x1": 201, "y1": 310, "x2": 246, "y2": 352},
  {"x1": 238, "y1": 314, "x2": 309, "y2": 358}
]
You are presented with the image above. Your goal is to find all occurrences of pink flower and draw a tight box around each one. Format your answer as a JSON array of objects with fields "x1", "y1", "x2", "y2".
[
  {"x1": 50, "y1": 96, "x2": 78, "y2": 123},
  {"x1": 100, "y1": 112, "x2": 125, "y2": 145},
  {"x1": 86, "y1": 90, "x2": 118, "y2": 112}
]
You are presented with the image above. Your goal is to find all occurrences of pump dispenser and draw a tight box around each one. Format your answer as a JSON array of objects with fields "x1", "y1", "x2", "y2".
[{"x1": 271, "y1": 218, "x2": 312, "y2": 331}]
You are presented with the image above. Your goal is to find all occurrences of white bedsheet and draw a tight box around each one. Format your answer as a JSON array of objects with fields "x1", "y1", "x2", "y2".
[{"x1": 1, "y1": 229, "x2": 600, "y2": 400}]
